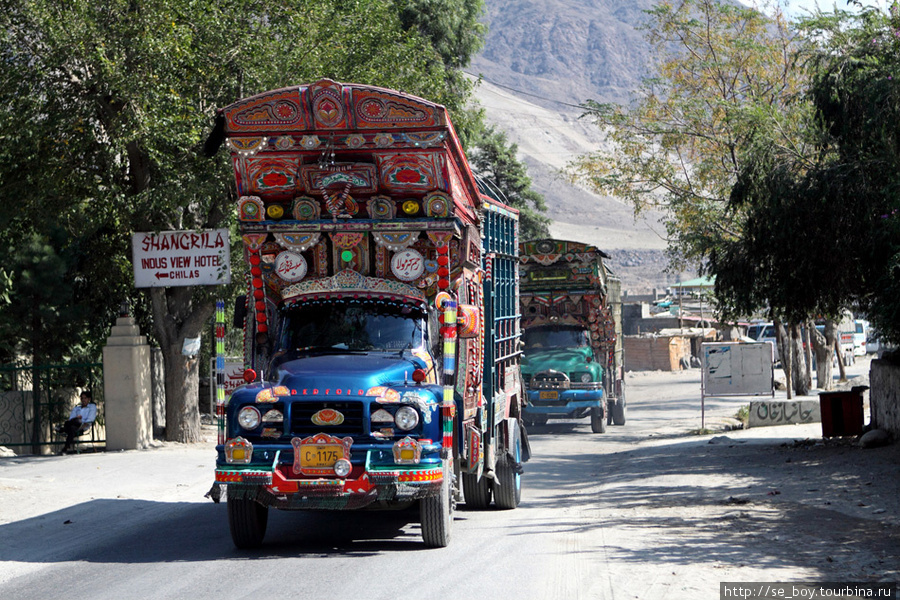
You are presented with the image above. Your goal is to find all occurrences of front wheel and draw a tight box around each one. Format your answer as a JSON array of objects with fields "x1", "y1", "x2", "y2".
[
  {"x1": 227, "y1": 494, "x2": 268, "y2": 549},
  {"x1": 421, "y1": 459, "x2": 454, "y2": 547},
  {"x1": 612, "y1": 393, "x2": 627, "y2": 426},
  {"x1": 590, "y1": 406, "x2": 607, "y2": 433},
  {"x1": 525, "y1": 413, "x2": 548, "y2": 427}
]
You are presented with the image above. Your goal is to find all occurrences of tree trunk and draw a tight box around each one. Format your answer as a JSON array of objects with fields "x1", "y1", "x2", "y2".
[
  {"x1": 162, "y1": 344, "x2": 201, "y2": 442},
  {"x1": 30, "y1": 303, "x2": 43, "y2": 455},
  {"x1": 149, "y1": 286, "x2": 215, "y2": 443},
  {"x1": 775, "y1": 319, "x2": 792, "y2": 399},
  {"x1": 811, "y1": 320, "x2": 835, "y2": 391},
  {"x1": 791, "y1": 323, "x2": 810, "y2": 396},
  {"x1": 803, "y1": 322, "x2": 813, "y2": 388},
  {"x1": 833, "y1": 337, "x2": 847, "y2": 381}
]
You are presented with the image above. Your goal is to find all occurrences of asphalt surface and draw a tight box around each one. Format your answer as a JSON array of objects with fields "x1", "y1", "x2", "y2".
[{"x1": 1, "y1": 356, "x2": 897, "y2": 600}]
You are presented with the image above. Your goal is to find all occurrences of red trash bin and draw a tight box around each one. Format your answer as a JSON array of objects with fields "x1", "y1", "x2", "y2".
[{"x1": 819, "y1": 387, "x2": 867, "y2": 438}]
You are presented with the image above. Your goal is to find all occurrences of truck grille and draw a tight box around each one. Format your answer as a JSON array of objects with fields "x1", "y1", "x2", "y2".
[
  {"x1": 530, "y1": 370, "x2": 571, "y2": 390},
  {"x1": 289, "y1": 401, "x2": 364, "y2": 437}
]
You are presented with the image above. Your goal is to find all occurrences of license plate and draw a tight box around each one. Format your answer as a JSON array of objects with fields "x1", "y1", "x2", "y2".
[
  {"x1": 539, "y1": 391, "x2": 559, "y2": 400},
  {"x1": 300, "y1": 444, "x2": 342, "y2": 469}
]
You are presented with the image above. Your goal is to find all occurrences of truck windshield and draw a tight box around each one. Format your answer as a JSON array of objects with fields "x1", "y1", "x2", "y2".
[
  {"x1": 523, "y1": 325, "x2": 590, "y2": 350},
  {"x1": 278, "y1": 300, "x2": 426, "y2": 352}
]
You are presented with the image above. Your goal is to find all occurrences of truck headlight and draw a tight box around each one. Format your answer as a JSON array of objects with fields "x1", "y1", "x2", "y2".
[
  {"x1": 579, "y1": 373, "x2": 592, "y2": 383},
  {"x1": 394, "y1": 406, "x2": 419, "y2": 431},
  {"x1": 237, "y1": 406, "x2": 261, "y2": 430},
  {"x1": 333, "y1": 458, "x2": 352, "y2": 477}
]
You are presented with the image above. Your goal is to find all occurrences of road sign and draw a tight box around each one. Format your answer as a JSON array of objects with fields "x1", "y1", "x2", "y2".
[{"x1": 132, "y1": 229, "x2": 231, "y2": 288}]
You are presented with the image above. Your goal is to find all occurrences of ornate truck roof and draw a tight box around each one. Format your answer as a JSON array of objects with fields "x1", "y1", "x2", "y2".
[
  {"x1": 213, "y1": 79, "x2": 481, "y2": 225},
  {"x1": 519, "y1": 238, "x2": 613, "y2": 294},
  {"x1": 519, "y1": 238, "x2": 611, "y2": 263}
]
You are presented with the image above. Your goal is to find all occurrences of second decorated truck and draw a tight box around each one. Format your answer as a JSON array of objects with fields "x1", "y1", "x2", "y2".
[
  {"x1": 205, "y1": 79, "x2": 528, "y2": 548},
  {"x1": 518, "y1": 239, "x2": 625, "y2": 433}
]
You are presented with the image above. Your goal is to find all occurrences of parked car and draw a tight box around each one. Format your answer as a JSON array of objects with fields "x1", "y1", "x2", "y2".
[{"x1": 747, "y1": 322, "x2": 779, "y2": 362}]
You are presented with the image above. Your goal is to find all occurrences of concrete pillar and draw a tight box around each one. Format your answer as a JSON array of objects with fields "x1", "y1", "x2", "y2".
[{"x1": 102, "y1": 316, "x2": 152, "y2": 450}]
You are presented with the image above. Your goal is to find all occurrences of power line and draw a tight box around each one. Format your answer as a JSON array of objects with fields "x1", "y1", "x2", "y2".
[{"x1": 465, "y1": 71, "x2": 587, "y2": 111}]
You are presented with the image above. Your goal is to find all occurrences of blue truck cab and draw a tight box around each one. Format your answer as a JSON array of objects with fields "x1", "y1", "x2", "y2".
[{"x1": 206, "y1": 80, "x2": 527, "y2": 548}]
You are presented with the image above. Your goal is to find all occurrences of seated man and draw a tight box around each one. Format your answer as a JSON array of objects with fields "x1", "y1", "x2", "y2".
[{"x1": 59, "y1": 391, "x2": 97, "y2": 455}]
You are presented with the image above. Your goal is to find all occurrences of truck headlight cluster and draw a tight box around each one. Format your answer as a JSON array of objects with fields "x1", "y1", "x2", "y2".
[
  {"x1": 237, "y1": 406, "x2": 261, "y2": 430},
  {"x1": 333, "y1": 458, "x2": 352, "y2": 477},
  {"x1": 394, "y1": 406, "x2": 419, "y2": 431},
  {"x1": 579, "y1": 373, "x2": 592, "y2": 383}
]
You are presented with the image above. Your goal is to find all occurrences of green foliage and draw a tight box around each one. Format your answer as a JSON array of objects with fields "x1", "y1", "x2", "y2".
[
  {"x1": 0, "y1": 0, "x2": 548, "y2": 385},
  {"x1": 467, "y1": 126, "x2": 551, "y2": 240},
  {"x1": 709, "y1": 1, "x2": 900, "y2": 349},
  {"x1": 0, "y1": 0, "x2": 464, "y2": 360},
  {"x1": 713, "y1": 4, "x2": 900, "y2": 344},
  {"x1": 568, "y1": 0, "x2": 810, "y2": 267},
  {"x1": 0, "y1": 230, "x2": 84, "y2": 362}
]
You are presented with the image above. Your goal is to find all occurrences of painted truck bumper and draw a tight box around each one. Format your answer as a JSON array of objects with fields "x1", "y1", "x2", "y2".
[
  {"x1": 523, "y1": 389, "x2": 604, "y2": 419},
  {"x1": 215, "y1": 444, "x2": 443, "y2": 510}
]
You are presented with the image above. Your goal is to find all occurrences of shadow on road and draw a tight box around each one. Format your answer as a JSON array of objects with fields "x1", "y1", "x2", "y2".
[
  {"x1": 0, "y1": 499, "x2": 433, "y2": 563},
  {"x1": 510, "y1": 426, "x2": 900, "y2": 580}
]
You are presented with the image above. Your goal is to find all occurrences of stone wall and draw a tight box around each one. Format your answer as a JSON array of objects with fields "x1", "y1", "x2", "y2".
[
  {"x1": 870, "y1": 358, "x2": 900, "y2": 437},
  {"x1": 624, "y1": 335, "x2": 691, "y2": 371}
]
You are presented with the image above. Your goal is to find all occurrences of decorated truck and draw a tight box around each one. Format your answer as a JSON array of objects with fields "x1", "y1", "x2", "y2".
[
  {"x1": 518, "y1": 239, "x2": 625, "y2": 433},
  {"x1": 204, "y1": 79, "x2": 527, "y2": 548}
]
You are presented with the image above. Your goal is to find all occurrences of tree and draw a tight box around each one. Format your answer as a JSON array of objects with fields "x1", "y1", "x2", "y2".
[
  {"x1": 0, "y1": 0, "x2": 466, "y2": 442},
  {"x1": 567, "y1": 0, "x2": 832, "y2": 392},
  {"x1": 801, "y1": 5, "x2": 900, "y2": 346},
  {"x1": 467, "y1": 126, "x2": 551, "y2": 240},
  {"x1": 714, "y1": 3, "x2": 900, "y2": 392},
  {"x1": 569, "y1": 0, "x2": 809, "y2": 267}
]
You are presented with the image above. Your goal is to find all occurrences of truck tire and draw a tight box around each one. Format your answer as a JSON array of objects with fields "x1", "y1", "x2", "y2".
[
  {"x1": 494, "y1": 425, "x2": 523, "y2": 510},
  {"x1": 612, "y1": 393, "x2": 627, "y2": 426},
  {"x1": 227, "y1": 495, "x2": 268, "y2": 549},
  {"x1": 590, "y1": 406, "x2": 607, "y2": 433},
  {"x1": 421, "y1": 459, "x2": 453, "y2": 547},
  {"x1": 462, "y1": 471, "x2": 492, "y2": 509},
  {"x1": 525, "y1": 414, "x2": 548, "y2": 427}
]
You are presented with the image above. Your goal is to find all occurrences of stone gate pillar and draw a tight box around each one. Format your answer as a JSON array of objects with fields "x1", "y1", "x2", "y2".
[{"x1": 102, "y1": 315, "x2": 152, "y2": 450}]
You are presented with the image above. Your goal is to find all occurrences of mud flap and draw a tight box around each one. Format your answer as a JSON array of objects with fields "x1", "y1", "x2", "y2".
[{"x1": 518, "y1": 420, "x2": 532, "y2": 463}]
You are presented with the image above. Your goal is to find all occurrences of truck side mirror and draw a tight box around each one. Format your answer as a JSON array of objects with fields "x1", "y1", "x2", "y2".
[{"x1": 233, "y1": 295, "x2": 247, "y2": 329}]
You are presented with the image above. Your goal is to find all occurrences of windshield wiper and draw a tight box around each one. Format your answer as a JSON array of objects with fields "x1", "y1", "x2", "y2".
[{"x1": 292, "y1": 346, "x2": 369, "y2": 355}]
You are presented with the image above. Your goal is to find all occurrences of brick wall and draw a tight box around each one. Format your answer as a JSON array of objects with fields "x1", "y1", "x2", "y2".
[{"x1": 624, "y1": 335, "x2": 691, "y2": 371}]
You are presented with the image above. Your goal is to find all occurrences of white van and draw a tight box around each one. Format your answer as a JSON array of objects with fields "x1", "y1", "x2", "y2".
[
  {"x1": 840, "y1": 319, "x2": 869, "y2": 356},
  {"x1": 747, "y1": 322, "x2": 779, "y2": 361}
]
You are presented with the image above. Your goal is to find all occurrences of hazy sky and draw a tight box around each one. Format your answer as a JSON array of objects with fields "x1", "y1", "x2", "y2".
[{"x1": 744, "y1": 0, "x2": 892, "y2": 19}]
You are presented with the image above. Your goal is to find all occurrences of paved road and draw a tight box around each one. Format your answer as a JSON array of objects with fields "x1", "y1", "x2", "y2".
[{"x1": 1, "y1": 358, "x2": 896, "y2": 600}]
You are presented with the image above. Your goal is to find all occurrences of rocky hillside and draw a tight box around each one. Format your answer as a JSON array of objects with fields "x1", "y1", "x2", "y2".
[{"x1": 470, "y1": 0, "x2": 696, "y2": 293}]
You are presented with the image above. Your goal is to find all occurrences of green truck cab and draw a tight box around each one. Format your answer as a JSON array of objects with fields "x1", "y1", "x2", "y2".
[{"x1": 519, "y1": 239, "x2": 625, "y2": 433}]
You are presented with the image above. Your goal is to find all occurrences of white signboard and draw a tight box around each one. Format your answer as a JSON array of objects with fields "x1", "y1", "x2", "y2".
[
  {"x1": 220, "y1": 360, "x2": 247, "y2": 398},
  {"x1": 209, "y1": 358, "x2": 247, "y2": 413},
  {"x1": 701, "y1": 342, "x2": 774, "y2": 397},
  {"x1": 132, "y1": 229, "x2": 231, "y2": 288}
]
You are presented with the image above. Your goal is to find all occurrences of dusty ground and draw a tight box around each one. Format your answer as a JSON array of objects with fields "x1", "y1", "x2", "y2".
[
  {"x1": 606, "y1": 357, "x2": 900, "y2": 586},
  {"x1": 0, "y1": 356, "x2": 897, "y2": 598}
]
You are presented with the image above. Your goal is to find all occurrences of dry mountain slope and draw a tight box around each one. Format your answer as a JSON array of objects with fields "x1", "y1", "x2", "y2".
[
  {"x1": 470, "y1": 0, "x2": 691, "y2": 291},
  {"x1": 472, "y1": 0, "x2": 658, "y2": 108}
]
